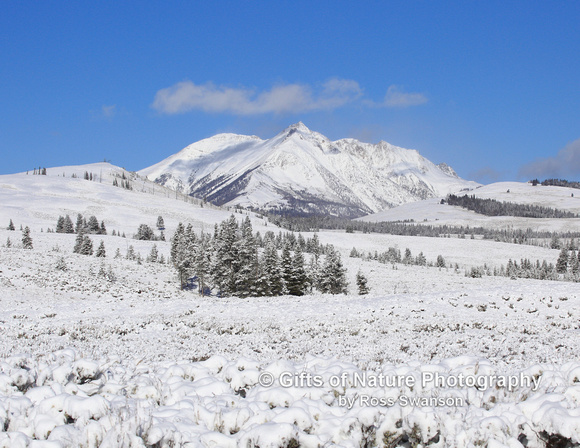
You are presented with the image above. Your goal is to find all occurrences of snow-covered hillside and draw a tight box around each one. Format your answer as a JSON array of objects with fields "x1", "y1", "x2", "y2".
[
  {"x1": 1, "y1": 164, "x2": 579, "y2": 447},
  {"x1": 0, "y1": 162, "x2": 268, "y2": 238},
  {"x1": 359, "y1": 181, "x2": 580, "y2": 232},
  {"x1": 139, "y1": 123, "x2": 478, "y2": 217}
]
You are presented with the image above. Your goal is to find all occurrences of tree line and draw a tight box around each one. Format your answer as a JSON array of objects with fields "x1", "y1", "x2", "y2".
[
  {"x1": 264, "y1": 213, "x2": 580, "y2": 248},
  {"x1": 445, "y1": 194, "x2": 578, "y2": 219}
]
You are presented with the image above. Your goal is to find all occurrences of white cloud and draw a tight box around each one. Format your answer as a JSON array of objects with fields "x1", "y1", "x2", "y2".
[
  {"x1": 101, "y1": 105, "x2": 116, "y2": 118},
  {"x1": 518, "y1": 138, "x2": 580, "y2": 180},
  {"x1": 151, "y1": 79, "x2": 362, "y2": 115},
  {"x1": 383, "y1": 85, "x2": 428, "y2": 108}
]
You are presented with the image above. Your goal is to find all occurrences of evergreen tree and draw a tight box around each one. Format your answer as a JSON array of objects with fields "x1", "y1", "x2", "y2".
[
  {"x1": 556, "y1": 248, "x2": 569, "y2": 274},
  {"x1": 96, "y1": 240, "x2": 106, "y2": 257},
  {"x1": 356, "y1": 271, "x2": 370, "y2": 295},
  {"x1": 569, "y1": 250, "x2": 579, "y2": 276},
  {"x1": 403, "y1": 248, "x2": 413, "y2": 264},
  {"x1": 73, "y1": 231, "x2": 84, "y2": 254},
  {"x1": 87, "y1": 216, "x2": 100, "y2": 233},
  {"x1": 56, "y1": 216, "x2": 65, "y2": 233},
  {"x1": 63, "y1": 215, "x2": 74, "y2": 233},
  {"x1": 126, "y1": 245, "x2": 136, "y2": 260},
  {"x1": 259, "y1": 240, "x2": 285, "y2": 296},
  {"x1": 280, "y1": 240, "x2": 294, "y2": 288},
  {"x1": 100, "y1": 221, "x2": 107, "y2": 235},
  {"x1": 287, "y1": 246, "x2": 308, "y2": 296},
  {"x1": 210, "y1": 215, "x2": 239, "y2": 296},
  {"x1": 148, "y1": 244, "x2": 158, "y2": 262},
  {"x1": 7, "y1": 219, "x2": 15, "y2": 231},
  {"x1": 233, "y1": 216, "x2": 259, "y2": 297},
  {"x1": 156, "y1": 216, "x2": 165, "y2": 230},
  {"x1": 194, "y1": 234, "x2": 211, "y2": 295},
  {"x1": 173, "y1": 232, "x2": 194, "y2": 290},
  {"x1": 436, "y1": 255, "x2": 446, "y2": 268},
  {"x1": 319, "y1": 248, "x2": 348, "y2": 294},
  {"x1": 75, "y1": 214, "x2": 84, "y2": 233},
  {"x1": 135, "y1": 224, "x2": 155, "y2": 240},
  {"x1": 550, "y1": 234, "x2": 562, "y2": 249},
  {"x1": 416, "y1": 252, "x2": 427, "y2": 266},
  {"x1": 6, "y1": 237, "x2": 12, "y2": 248},
  {"x1": 22, "y1": 226, "x2": 33, "y2": 249},
  {"x1": 81, "y1": 235, "x2": 93, "y2": 256},
  {"x1": 171, "y1": 222, "x2": 185, "y2": 263}
]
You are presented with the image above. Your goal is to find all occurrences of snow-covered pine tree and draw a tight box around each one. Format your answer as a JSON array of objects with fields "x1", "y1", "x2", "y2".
[
  {"x1": 307, "y1": 255, "x2": 320, "y2": 293},
  {"x1": 96, "y1": 240, "x2": 106, "y2": 257},
  {"x1": 403, "y1": 248, "x2": 413, "y2": 264},
  {"x1": 556, "y1": 248, "x2": 569, "y2": 274},
  {"x1": 81, "y1": 235, "x2": 93, "y2": 256},
  {"x1": 280, "y1": 240, "x2": 294, "y2": 289},
  {"x1": 319, "y1": 247, "x2": 348, "y2": 294},
  {"x1": 259, "y1": 239, "x2": 285, "y2": 296},
  {"x1": 569, "y1": 250, "x2": 579, "y2": 276},
  {"x1": 436, "y1": 255, "x2": 446, "y2": 268},
  {"x1": 114, "y1": 248, "x2": 121, "y2": 258},
  {"x1": 416, "y1": 252, "x2": 427, "y2": 266},
  {"x1": 194, "y1": 233, "x2": 211, "y2": 295},
  {"x1": 356, "y1": 270, "x2": 369, "y2": 295},
  {"x1": 73, "y1": 231, "x2": 84, "y2": 254},
  {"x1": 56, "y1": 216, "x2": 65, "y2": 233},
  {"x1": 63, "y1": 215, "x2": 74, "y2": 233},
  {"x1": 210, "y1": 215, "x2": 239, "y2": 296},
  {"x1": 156, "y1": 216, "x2": 165, "y2": 230},
  {"x1": 287, "y1": 245, "x2": 308, "y2": 296},
  {"x1": 173, "y1": 231, "x2": 194, "y2": 290},
  {"x1": 126, "y1": 245, "x2": 137, "y2": 260},
  {"x1": 171, "y1": 222, "x2": 185, "y2": 263},
  {"x1": 5, "y1": 237, "x2": 11, "y2": 248},
  {"x1": 87, "y1": 216, "x2": 100, "y2": 233},
  {"x1": 75, "y1": 214, "x2": 84, "y2": 234},
  {"x1": 22, "y1": 226, "x2": 33, "y2": 249},
  {"x1": 233, "y1": 216, "x2": 259, "y2": 297},
  {"x1": 99, "y1": 221, "x2": 107, "y2": 235},
  {"x1": 7, "y1": 219, "x2": 15, "y2": 231},
  {"x1": 135, "y1": 224, "x2": 155, "y2": 240},
  {"x1": 148, "y1": 244, "x2": 158, "y2": 263}
]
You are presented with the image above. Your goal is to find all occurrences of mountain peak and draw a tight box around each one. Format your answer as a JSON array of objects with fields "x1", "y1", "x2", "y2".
[
  {"x1": 139, "y1": 123, "x2": 479, "y2": 217},
  {"x1": 287, "y1": 121, "x2": 310, "y2": 132}
]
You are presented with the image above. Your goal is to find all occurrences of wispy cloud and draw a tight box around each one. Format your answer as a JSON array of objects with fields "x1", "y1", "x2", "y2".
[
  {"x1": 518, "y1": 138, "x2": 580, "y2": 180},
  {"x1": 151, "y1": 79, "x2": 362, "y2": 115},
  {"x1": 382, "y1": 85, "x2": 428, "y2": 108},
  {"x1": 101, "y1": 104, "x2": 116, "y2": 118}
]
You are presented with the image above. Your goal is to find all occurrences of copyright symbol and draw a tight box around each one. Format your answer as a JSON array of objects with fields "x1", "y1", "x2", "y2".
[{"x1": 258, "y1": 371, "x2": 275, "y2": 387}]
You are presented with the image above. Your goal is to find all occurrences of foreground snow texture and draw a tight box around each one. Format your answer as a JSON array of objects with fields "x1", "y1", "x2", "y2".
[{"x1": 1, "y1": 349, "x2": 579, "y2": 448}]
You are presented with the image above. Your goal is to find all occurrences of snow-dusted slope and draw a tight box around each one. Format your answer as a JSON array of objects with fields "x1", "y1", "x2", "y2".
[
  {"x1": 140, "y1": 123, "x2": 479, "y2": 217},
  {"x1": 359, "y1": 181, "x2": 580, "y2": 231},
  {"x1": 0, "y1": 162, "x2": 268, "y2": 238}
]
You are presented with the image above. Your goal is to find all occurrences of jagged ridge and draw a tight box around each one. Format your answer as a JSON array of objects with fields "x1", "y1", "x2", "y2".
[{"x1": 139, "y1": 122, "x2": 479, "y2": 217}]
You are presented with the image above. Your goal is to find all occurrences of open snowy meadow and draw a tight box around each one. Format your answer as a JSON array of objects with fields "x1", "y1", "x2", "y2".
[{"x1": 1, "y1": 166, "x2": 579, "y2": 447}]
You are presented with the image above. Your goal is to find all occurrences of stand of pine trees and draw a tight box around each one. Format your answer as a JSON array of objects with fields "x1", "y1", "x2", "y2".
[
  {"x1": 266, "y1": 213, "x2": 580, "y2": 248},
  {"x1": 171, "y1": 215, "x2": 348, "y2": 296},
  {"x1": 445, "y1": 194, "x2": 578, "y2": 219}
]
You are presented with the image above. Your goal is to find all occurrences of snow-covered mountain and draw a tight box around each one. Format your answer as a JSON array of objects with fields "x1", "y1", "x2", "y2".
[{"x1": 139, "y1": 122, "x2": 479, "y2": 217}]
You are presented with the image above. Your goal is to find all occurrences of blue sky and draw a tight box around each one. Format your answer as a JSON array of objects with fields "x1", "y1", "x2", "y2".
[{"x1": 1, "y1": 1, "x2": 579, "y2": 182}]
